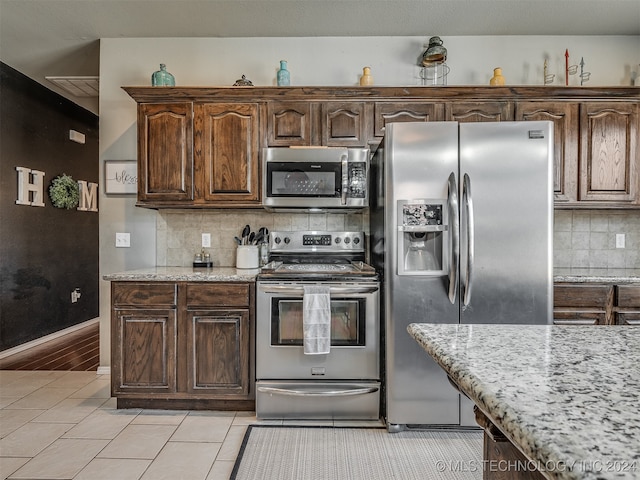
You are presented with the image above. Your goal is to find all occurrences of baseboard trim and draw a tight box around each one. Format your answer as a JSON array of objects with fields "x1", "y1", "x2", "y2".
[
  {"x1": 0, "y1": 318, "x2": 100, "y2": 359},
  {"x1": 97, "y1": 366, "x2": 111, "y2": 375}
]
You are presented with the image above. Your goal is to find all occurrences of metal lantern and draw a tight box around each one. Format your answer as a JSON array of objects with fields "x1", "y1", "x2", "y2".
[{"x1": 419, "y1": 36, "x2": 449, "y2": 86}]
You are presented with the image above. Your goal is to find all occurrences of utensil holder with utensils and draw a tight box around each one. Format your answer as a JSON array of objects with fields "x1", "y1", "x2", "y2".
[{"x1": 236, "y1": 245, "x2": 259, "y2": 269}]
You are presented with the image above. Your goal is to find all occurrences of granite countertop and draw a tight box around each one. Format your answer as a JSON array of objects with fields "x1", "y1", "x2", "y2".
[
  {"x1": 103, "y1": 266, "x2": 259, "y2": 282},
  {"x1": 407, "y1": 323, "x2": 639, "y2": 480},
  {"x1": 553, "y1": 268, "x2": 640, "y2": 284}
]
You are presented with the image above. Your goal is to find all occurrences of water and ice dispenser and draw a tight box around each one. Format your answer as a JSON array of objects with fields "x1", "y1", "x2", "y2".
[{"x1": 397, "y1": 201, "x2": 447, "y2": 275}]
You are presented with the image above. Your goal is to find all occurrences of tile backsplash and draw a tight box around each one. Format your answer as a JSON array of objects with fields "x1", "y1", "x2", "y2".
[
  {"x1": 554, "y1": 210, "x2": 639, "y2": 269},
  {"x1": 157, "y1": 209, "x2": 639, "y2": 269},
  {"x1": 157, "y1": 210, "x2": 368, "y2": 267}
]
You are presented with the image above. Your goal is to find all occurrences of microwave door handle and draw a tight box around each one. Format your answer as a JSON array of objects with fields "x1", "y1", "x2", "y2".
[
  {"x1": 462, "y1": 173, "x2": 474, "y2": 307},
  {"x1": 447, "y1": 172, "x2": 459, "y2": 305},
  {"x1": 341, "y1": 153, "x2": 349, "y2": 205}
]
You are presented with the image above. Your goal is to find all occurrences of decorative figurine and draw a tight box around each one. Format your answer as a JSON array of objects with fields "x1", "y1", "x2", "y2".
[
  {"x1": 277, "y1": 60, "x2": 290, "y2": 86},
  {"x1": 151, "y1": 64, "x2": 175, "y2": 86},
  {"x1": 233, "y1": 75, "x2": 254, "y2": 86}
]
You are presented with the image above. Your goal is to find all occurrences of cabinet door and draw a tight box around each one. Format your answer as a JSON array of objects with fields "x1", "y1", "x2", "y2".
[
  {"x1": 195, "y1": 103, "x2": 260, "y2": 203},
  {"x1": 515, "y1": 102, "x2": 579, "y2": 203},
  {"x1": 267, "y1": 101, "x2": 313, "y2": 146},
  {"x1": 112, "y1": 308, "x2": 177, "y2": 394},
  {"x1": 184, "y1": 310, "x2": 250, "y2": 395},
  {"x1": 445, "y1": 101, "x2": 513, "y2": 122},
  {"x1": 138, "y1": 103, "x2": 193, "y2": 202},
  {"x1": 615, "y1": 284, "x2": 640, "y2": 325},
  {"x1": 322, "y1": 102, "x2": 367, "y2": 146},
  {"x1": 374, "y1": 102, "x2": 444, "y2": 137},
  {"x1": 579, "y1": 102, "x2": 639, "y2": 204}
]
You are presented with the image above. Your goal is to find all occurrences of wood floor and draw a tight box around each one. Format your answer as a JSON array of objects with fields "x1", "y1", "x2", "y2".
[{"x1": 0, "y1": 322, "x2": 99, "y2": 371}]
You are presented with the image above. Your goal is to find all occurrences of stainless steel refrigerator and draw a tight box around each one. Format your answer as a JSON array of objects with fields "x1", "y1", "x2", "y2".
[{"x1": 370, "y1": 121, "x2": 554, "y2": 431}]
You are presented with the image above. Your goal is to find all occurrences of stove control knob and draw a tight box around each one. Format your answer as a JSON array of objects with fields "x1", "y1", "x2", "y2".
[
  {"x1": 274, "y1": 236, "x2": 281, "y2": 244},
  {"x1": 284, "y1": 237, "x2": 291, "y2": 244},
  {"x1": 334, "y1": 237, "x2": 341, "y2": 244},
  {"x1": 344, "y1": 237, "x2": 351, "y2": 244},
  {"x1": 353, "y1": 237, "x2": 360, "y2": 245}
]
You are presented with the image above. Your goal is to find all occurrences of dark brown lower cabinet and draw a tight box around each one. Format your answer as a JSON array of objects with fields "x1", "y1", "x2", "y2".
[
  {"x1": 111, "y1": 281, "x2": 255, "y2": 410},
  {"x1": 553, "y1": 282, "x2": 640, "y2": 326}
]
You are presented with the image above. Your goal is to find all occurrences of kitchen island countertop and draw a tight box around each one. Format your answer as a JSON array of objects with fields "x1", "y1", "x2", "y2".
[
  {"x1": 103, "y1": 266, "x2": 259, "y2": 282},
  {"x1": 407, "y1": 323, "x2": 639, "y2": 480}
]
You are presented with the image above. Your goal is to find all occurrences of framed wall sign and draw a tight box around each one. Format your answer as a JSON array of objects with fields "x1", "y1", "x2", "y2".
[{"x1": 104, "y1": 160, "x2": 137, "y2": 194}]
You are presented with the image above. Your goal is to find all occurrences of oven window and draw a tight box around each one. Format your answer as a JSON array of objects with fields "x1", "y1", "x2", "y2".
[
  {"x1": 267, "y1": 162, "x2": 340, "y2": 197},
  {"x1": 271, "y1": 298, "x2": 365, "y2": 346}
]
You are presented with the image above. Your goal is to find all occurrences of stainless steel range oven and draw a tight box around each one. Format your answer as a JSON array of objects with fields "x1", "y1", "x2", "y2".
[{"x1": 256, "y1": 231, "x2": 380, "y2": 420}]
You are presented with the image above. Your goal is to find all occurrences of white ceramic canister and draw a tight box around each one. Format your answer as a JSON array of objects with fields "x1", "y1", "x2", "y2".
[{"x1": 236, "y1": 245, "x2": 259, "y2": 269}]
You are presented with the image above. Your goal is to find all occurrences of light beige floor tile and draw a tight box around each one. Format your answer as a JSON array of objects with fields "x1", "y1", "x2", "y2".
[
  {"x1": 207, "y1": 460, "x2": 235, "y2": 480},
  {"x1": 0, "y1": 396, "x2": 20, "y2": 408},
  {"x1": 0, "y1": 422, "x2": 73, "y2": 457},
  {"x1": 170, "y1": 412, "x2": 234, "y2": 443},
  {"x1": 98, "y1": 424, "x2": 177, "y2": 459},
  {"x1": 62, "y1": 408, "x2": 138, "y2": 439},
  {"x1": 0, "y1": 456, "x2": 29, "y2": 480},
  {"x1": 68, "y1": 377, "x2": 111, "y2": 399},
  {"x1": 334, "y1": 419, "x2": 386, "y2": 428},
  {"x1": 0, "y1": 371, "x2": 30, "y2": 383},
  {"x1": 8, "y1": 387, "x2": 76, "y2": 410},
  {"x1": 282, "y1": 419, "x2": 334, "y2": 426},
  {"x1": 99, "y1": 396, "x2": 118, "y2": 409},
  {"x1": 45, "y1": 371, "x2": 99, "y2": 389},
  {"x1": 8, "y1": 438, "x2": 108, "y2": 479},
  {"x1": 216, "y1": 425, "x2": 247, "y2": 461},
  {"x1": 31, "y1": 397, "x2": 105, "y2": 424},
  {"x1": 140, "y1": 441, "x2": 219, "y2": 480},
  {"x1": 131, "y1": 409, "x2": 188, "y2": 425},
  {"x1": 231, "y1": 411, "x2": 257, "y2": 426},
  {"x1": 0, "y1": 408, "x2": 45, "y2": 438},
  {"x1": 74, "y1": 458, "x2": 152, "y2": 480}
]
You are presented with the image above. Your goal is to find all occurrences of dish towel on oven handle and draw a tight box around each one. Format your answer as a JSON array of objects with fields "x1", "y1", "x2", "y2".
[{"x1": 303, "y1": 285, "x2": 331, "y2": 354}]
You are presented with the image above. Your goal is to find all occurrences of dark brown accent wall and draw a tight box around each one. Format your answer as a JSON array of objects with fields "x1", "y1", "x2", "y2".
[{"x1": 0, "y1": 62, "x2": 99, "y2": 351}]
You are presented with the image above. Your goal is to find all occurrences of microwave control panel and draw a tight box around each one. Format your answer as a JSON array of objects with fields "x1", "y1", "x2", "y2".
[{"x1": 348, "y1": 163, "x2": 367, "y2": 198}]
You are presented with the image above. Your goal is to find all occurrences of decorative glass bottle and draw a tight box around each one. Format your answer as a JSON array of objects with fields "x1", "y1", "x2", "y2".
[
  {"x1": 151, "y1": 64, "x2": 175, "y2": 86},
  {"x1": 277, "y1": 60, "x2": 290, "y2": 86},
  {"x1": 490, "y1": 68, "x2": 505, "y2": 86},
  {"x1": 360, "y1": 67, "x2": 373, "y2": 86}
]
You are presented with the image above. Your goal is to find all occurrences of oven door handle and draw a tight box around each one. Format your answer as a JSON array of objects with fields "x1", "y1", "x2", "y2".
[
  {"x1": 259, "y1": 286, "x2": 379, "y2": 295},
  {"x1": 257, "y1": 386, "x2": 379, "y2": 397}
]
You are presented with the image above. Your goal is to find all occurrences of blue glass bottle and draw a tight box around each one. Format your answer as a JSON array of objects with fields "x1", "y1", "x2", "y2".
[
  {"x1": 277, "y1": 60, "x2": 290, "y2": 86},
  {"x1": 151, "y1": 64, "x2": 175, "y2": 86}
]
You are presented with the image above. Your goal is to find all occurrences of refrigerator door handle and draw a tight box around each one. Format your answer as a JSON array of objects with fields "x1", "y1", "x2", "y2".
[
  {"x1": 447, "y1": 172, "x2": 459, "y2": 304},
  {"x1": 462, "y1": 173, "x2": 474, "y2": 306}
]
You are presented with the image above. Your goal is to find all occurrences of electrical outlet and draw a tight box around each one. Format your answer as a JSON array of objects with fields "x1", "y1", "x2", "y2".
[
  {"x1": 115, "y1": 232, "x2": 130, "y2": 247},
  {"x1": 202, "y1": 233, "x2": 211, "y2": 248},
  {"x1": 616, "y1": 233, "x2": 625, "y2": 249},
  {"x1": 71, "y1": 288, "x2": 81, "y2": 303}
]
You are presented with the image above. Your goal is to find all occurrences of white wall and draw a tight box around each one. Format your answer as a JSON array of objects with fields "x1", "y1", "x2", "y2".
[{"x1": 98, "y1": 35, "x2": 640, "y2": 368}]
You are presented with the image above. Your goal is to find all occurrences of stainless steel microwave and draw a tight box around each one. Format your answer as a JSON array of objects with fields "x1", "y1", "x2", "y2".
[{"x1": 262, "y1": 147, "x2": 370, "y2": 211}]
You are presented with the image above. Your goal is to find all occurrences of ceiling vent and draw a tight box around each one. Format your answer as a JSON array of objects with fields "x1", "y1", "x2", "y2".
[{"x1": 45, "y1": 76, "x2": 99, "y2": 97}]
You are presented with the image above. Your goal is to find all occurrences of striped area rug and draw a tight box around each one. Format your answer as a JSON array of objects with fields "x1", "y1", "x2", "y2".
[{"x1": 231, "y1": 426, "x2": 483, "y2": 480}]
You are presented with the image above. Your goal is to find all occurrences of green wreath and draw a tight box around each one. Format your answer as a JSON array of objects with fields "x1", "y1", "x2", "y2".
[{"x1": 49, "y1": 174, "x2": 79, "y2": 209}]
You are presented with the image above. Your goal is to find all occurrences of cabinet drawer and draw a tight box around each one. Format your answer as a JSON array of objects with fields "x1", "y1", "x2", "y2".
[
  {"x1": 186, "y1": 283, "x2": 250, "y2": 307},
  {"x1": 616, "y1": 284, "x2": 640, "y2": 308},
  {"x1": 553, "y1": 311, "x2": 604, "y2": 325},
  {"x1": 112, "y1": 283, "x2": 177, "y2": 306},
  {"x1": 617, "y1": 312, "x2": 640, "y2": 326},
  {"x1": 554, "y1": 284, "x2": 613, "y2": 308}
]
